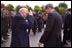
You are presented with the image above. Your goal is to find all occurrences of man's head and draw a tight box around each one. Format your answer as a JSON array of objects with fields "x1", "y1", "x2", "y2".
[
  {"x1": 16, "y1": 5, "x2": 23, "y2": 12},
  {"x1": 1, "y1": 3, "x2": 5, "y2": 12},
  {"x1": 68, "y1": 8, "x2": 71, "y2": 12},
  {"x1": 1, "y1": 3, "x2": 5, "y2": 8},
  {"x1": 68, "y1": 8, "x2": 71, "y2": 15},
  {"x1": 45, "y1": 4, "x2": 54, "y2": 13},
  {"x1": 19, "y1": 8, "x2": 28, "y2": 17},
  {"x1": 2, "y1": 7, "x2": 8, "y2": 13}
]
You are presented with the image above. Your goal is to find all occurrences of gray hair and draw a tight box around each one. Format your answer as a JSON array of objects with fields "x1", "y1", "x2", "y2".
[{"x1": 45, "y1": 4, "x2": 54, "y2": 9}]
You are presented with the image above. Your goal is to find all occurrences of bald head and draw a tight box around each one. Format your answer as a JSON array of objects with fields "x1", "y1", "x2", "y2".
[{"x1": 19, "y1": 8, "x2": 28, "y2": 16}]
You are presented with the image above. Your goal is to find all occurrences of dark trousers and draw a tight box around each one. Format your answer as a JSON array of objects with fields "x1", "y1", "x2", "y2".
[
  {"x1": 63, "y1": 31, "x2": 71, "y2": 44},
  {"x1": 67, "y1": 32, "x2": 71, "y2": 41},
  {"x1": 38, "y1": 23, "x2": 42, "y2": 32},
  {"x1": 42, "y1": 21, "x2": 46, "y2": 28},
  {"x1": 28, "y1": 26, "x2": 37, "y2": 35},
  {"x1": 1, "y1": 30, "x2": 8, "y2": 40}
]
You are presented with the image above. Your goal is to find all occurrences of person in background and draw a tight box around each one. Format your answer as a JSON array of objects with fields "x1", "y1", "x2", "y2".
[
  {"x1": 15, "y1": 5, "x2": 23, "y2": 16},
  {"x1": 1, "y1": 4, "x2": 5, "y2": 43},
  {"x1": 28, "y1": 10, "x2": 36, "y2": 35},
  {"x1": 63, "y1": 8, "x2": 71, "y2": 45},
  {"x1": 41, "y1": 10, "x2": 48, "y2": 28},
  {"x1": 31, "y1": 12, "x2": 38, "y2": 35},
  {"x1": 38, "y1": 4, "x2": 63, "y2": 47},
  {"x1": 1, "y1": 6, "x2": 9, "y2": 43},
  {"x1": 8, "y1": 9, "x2": 14, "y2": 29},
  {"x1": 37, "y1": 12, "x2": 43, "y2": 32},
  {"x1": 10, "y1": 8, "x2": 34, "y2": 47}
]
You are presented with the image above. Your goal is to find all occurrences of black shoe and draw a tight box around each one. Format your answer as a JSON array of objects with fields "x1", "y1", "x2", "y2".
[
  {"x1": 1, "y1": 39, "x2": 6, "y2": 44},
  {"x1": 67, "y1": 40, "x2": 71, "y2": 42},
  {"x1": 1, "y1": 40, "x2": 4, "y2": 44},
  {"x1": 38, "y1": 30, "x2": 41, "y2": 32},
  {"x1": 63, "y1": 42, "x2": 68, "y2": 45},
  {"x1": 7, "y1": 35, "x2": 10, "y2": 36},
  {"x1": 33, "y1": 33, "x2": 36, "y2": 36},
  {"x1": 3, "y1": 37, "x2": 9, "y2": 40}
]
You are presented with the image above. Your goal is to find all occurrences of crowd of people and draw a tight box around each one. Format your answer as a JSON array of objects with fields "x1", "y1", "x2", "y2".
[
  {"x1": 1, "y1": 3, "x2": 71, "y2": 47},
  {"x1": 1, "y1": 4, "x2": 14, "y2": 43}
]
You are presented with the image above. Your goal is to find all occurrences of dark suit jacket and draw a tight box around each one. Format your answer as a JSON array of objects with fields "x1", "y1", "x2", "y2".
[
  {"x1": 1, "y1": 12, "x2": 9, "y2": 32},
  {"x1": 64, "y1": 12, "x2": 71, "y2": 32},
  {"x1": 39, "y1": 10, "x2": 63, "y2": 47},
  {"x1": 63, "y1": 12, "x2": 71, "y2": 40},
  {"x1": 11, "y1": 13, "x2": 34, "y2": 47}
]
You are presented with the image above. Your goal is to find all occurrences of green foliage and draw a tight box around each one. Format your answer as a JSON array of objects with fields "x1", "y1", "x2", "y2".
[
  {"x1": 41, "y1": 5, "x2": 45, "y2": 11},
  {"x1": 15, "y1": 5, "x2": 21, "y2": 12},
  {"x1": 6, "y1": 4, "x2": 14, "y2": 11},
  {"x1": 1, "y1": 3, "x2": 5, "y2": 8},
  {"x1": 34, "y1": 5, "x2": 42, "y2": 13},
  {"x1": 55, "y1": 6, "x2": 59, "y2": 13},
  {"x1": 58, "y1": 2, "x2": 68, "y2": 8},
  {"x1": 25, "y1": 5, "x2": 33, "y2": 11},
  {"x1": 55, "y1": 2, "x2": 68, "y2": 15},
  {"x1": 58, "y1": 7, "x2": 67, "y2": 15}
]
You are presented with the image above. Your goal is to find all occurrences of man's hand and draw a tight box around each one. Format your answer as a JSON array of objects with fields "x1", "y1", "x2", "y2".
[
  {"x1": 67, "y1": 28, "x2": 70, "y2": 32},
  {"x1": 29, "y1": 10, "x2": 33, "y2": 16},
  {"x1": 38, "y1": 42, "x2": 43, "y2": 47}
]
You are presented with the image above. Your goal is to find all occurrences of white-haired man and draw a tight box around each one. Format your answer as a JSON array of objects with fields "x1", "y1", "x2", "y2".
[{"x1": 10, "y1": 8, "x2": 34, "y2": 47}]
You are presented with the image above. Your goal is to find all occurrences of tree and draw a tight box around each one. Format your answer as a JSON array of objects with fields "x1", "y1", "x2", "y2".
[
  {"x1": 54, "y1": 2, "x2": 68, "y2": 15},
  {"x1": 54, "y1": 6, "x2": 59, "y2": 13},
  {"x1": 15, "y1": 5, "x2": 22, "y2": 12},
  {"x1": 41, "y1": 5, "x2": 45, "y2": 11},
  {"x1": 34, "y1": 5, "x2": 42, "y2": 13},
  {"x1": 55, "y1": 6, "x2": 67, "y2": 15},
  {"x1": 1, "y1": 3, "x2": 5, "y2": 8},
  {"x1": 58, "y1": 7, "x2": 67, "y2": 15},
  {"x1": 25, "y1": 5, "x2": 33, "y2": 11},
  {"x1": 6, "y1": 4, "x2": 14, "y2": 11},
  {"x1": 58, "y1": 2, "x2": 68, "y2": 8}
]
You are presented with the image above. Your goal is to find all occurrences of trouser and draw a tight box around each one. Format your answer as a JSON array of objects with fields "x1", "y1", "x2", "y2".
[
  {"x1": 1, "y1": 30, "x2": 8, "y2": 40},
  {"x1": 42, "y1": 21, "x2": 46, "y2": 28},
  {"x1": 28, "y1": 25, "x2": 37, "y2": 35},
  {"x1": 63, "y1": 31, "x2": 71, "y2": 44},
  {"x1": 67, "y1": 32, "x2": 71, "y2": 41},
  {"x1": 38, "y1": 22, "x2": 42, "y2": 32},
  {"x1": 32, "y1": 27, "x2": 37, "y2": 35}
]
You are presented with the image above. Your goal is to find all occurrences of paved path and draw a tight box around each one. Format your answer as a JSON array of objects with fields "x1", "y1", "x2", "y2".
[{"x1": 1, "y1": 28, "x2": 71, "y2": 47}]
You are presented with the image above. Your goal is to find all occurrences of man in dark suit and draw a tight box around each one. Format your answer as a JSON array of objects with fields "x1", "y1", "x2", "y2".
[
  {"x1": 10, "y1": 8, "x2": 34, "y2": 47},
  {"x1": 38, "y1": 4, "x2": 63, "y2": 47},
  {"x1": 63, "y1": 8, "x2": 71, "y2": 45}
]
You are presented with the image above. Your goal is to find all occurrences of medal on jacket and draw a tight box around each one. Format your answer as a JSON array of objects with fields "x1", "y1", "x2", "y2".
[{"x1": 25, "y1": 19, "x2": 28, "y2": 22}]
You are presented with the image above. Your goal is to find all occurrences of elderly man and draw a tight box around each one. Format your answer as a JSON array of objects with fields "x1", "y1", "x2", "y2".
[
  {"x1": 10, "y1": 8, "x2": 34, "y2": 47},
  {"x1": 38, "y1": 4, "x2": 63, "y2": 47}
]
